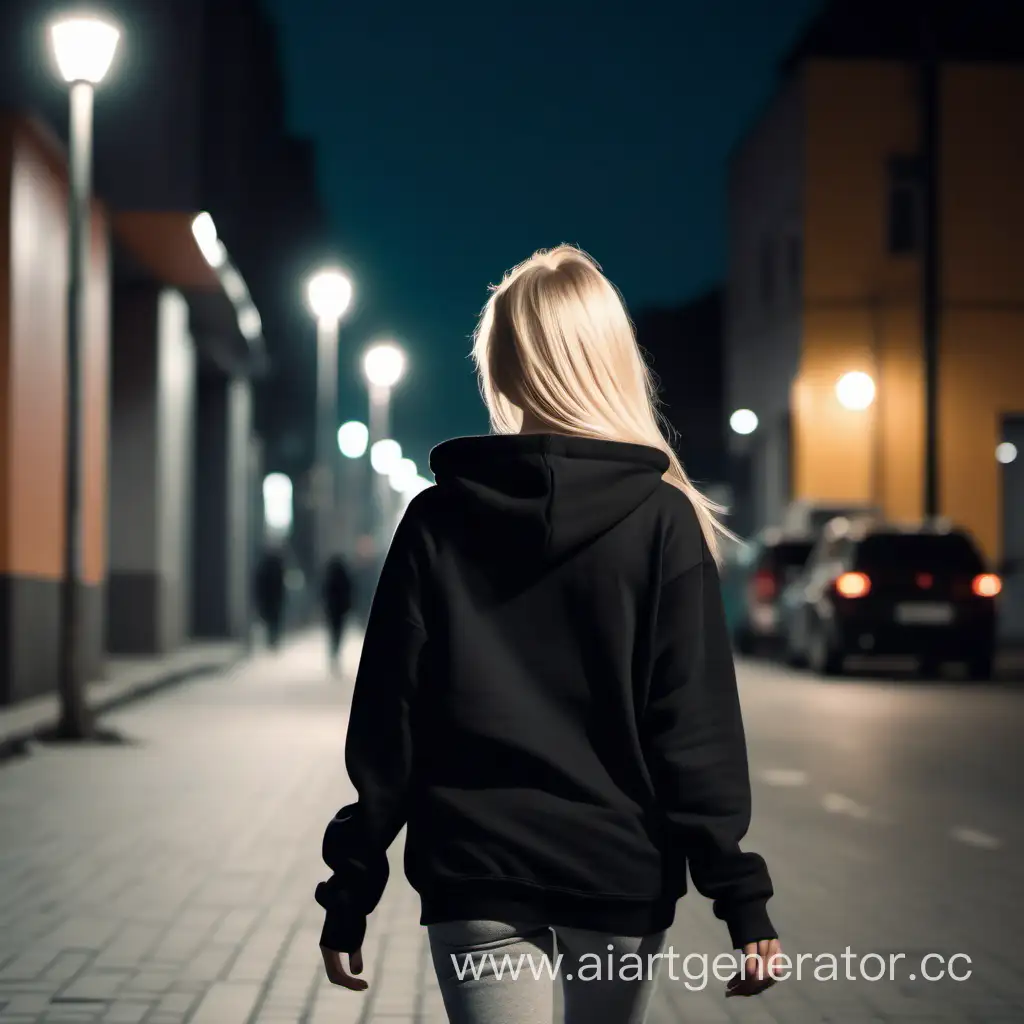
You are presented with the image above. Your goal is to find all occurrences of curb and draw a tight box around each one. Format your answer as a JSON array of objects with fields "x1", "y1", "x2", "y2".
[{"x1": 0, "y1": 647, "x2": 246, "y2": 762}]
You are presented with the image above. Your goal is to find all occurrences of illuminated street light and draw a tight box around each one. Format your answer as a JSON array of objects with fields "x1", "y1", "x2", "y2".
[
  {"x1": 363, "y1": 342, "x2": 406, "y2": 389},
  {"x1": 50, "y1": 15, "x2": 120, "y2": 84},
  {"x1": 389, "y1": 457, "x2": 418, "y2": 493},
  {"x1": 835, "y1": 371, "x2": 876, "y2": 411},
  {"x1": 49, "y1": 12, "x2": 121, "y2": 740},
  {"x1": 363, "y1": 342, "x2": 408, "y2": 552},
  {"x1": 305, "y1": 267, "x2": 354, "y2": 574},
  {"x1": 190, "y1": 212, "x2": 226, "y2": 268},
  {"x1": 337, "y1": 420, "x2": 369, "y2": 459},
  {"x1": 306, "y1": 268, "x2": 353, "y2": 325},
  {"x1": 996, "y1": 441, "x2": 1018, "y2": 465},
  {"x1": 729, "y1": 408, "x2": 758, "y2": 435},
  {"x1": 370, "y1": 439, "x2": 402, "y2": 476},
  {"x1": 262, "y1": 473, "x2": 294, "y2": 533}
]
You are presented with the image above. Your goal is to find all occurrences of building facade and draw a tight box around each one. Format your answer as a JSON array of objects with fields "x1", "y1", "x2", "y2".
[
  {"x1": 0, "y1": 0, "x2": 330, "y2": 701},
  {"x1": 726, "y1": 1, "x2": 1024, "y2": 600}
]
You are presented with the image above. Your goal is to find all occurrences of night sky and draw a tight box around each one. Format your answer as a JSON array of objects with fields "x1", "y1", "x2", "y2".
[{"x1": 263, "y1": 0, "x2": 820, "y2": 473}]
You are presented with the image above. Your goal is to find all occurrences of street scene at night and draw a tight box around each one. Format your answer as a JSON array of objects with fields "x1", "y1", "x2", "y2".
[{"x1": 1, "y1": 0, "x2": 1024, "y2": 1021}]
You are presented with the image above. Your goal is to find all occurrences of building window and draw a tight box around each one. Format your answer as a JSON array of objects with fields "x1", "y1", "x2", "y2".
[
  {"x1": 887, "y1": 156, "x2": 922, "y2": 255},
  {"x1": 758, "y1": 235, "x2": 775, "y2": 308}
]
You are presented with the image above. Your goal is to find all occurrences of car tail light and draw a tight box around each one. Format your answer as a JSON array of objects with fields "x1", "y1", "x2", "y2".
[
  {"x1": 835, "y1": 571, "x2": 871, "y2": 598},
  {"x1": 751, "y1": 569, "x2": 776, "y2": 602},
  {"x1": 972, "y1": 573, "x2": 1002, "y2": 597}
]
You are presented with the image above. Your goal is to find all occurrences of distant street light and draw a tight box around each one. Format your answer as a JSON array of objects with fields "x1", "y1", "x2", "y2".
[
  {"x1": 191, "y1": 212, "x2": 226, "y2": 268},
  {"x1": 996, "y1": 442, "x2": 1018, "y2": 465},
  {"x1": 363, "y1": 342, "x2": 407, "y2": 551},
  {"x1": 49, "y1": 12, "x2": 121, "y2": 741},
  {"x1": 363, "y1": 342, "x2": 406, "y2": 389},
  {"x1": 262, "y1": 473, "x2": 294, "y2": 534},
  {"x1": 730, "y1": 408, "x2": 758, "y2": 435},
  {"x1": 337, "y1": 420, "x2": 368, "y2": 459},
  {"x1": 389, "y1": 457, "x2": 418, "y2": 494},
  {"x1": 370, "y1": 439, "x2": 403, "y2": 476},
  {"x1": 836, "y1": 371, "x2": 876, "y2": 411},
  {"x1": 305, "y1": 267, "x2": 354, "y2": 574}
]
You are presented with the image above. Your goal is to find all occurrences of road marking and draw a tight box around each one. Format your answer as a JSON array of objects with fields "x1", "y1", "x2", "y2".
[
  {"x1": 821, "y1": 792, "x2": 872, "y2": 820},
  {"x1": 949, "y1": 827, "x2": 1001, "y2": 850},
  {"x1": 758, "y1": 768, "x2": 809, "y2": 787}
]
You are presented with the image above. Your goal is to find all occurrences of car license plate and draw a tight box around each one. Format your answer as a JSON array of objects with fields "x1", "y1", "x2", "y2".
[{"x1": 895, "y1": 602, "x2": 953, "y2": 625}]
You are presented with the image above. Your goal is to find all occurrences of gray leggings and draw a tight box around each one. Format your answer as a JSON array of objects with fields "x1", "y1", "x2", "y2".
[{"x1": 428, "y1": 920, "x2": 667, "y2": 1024}]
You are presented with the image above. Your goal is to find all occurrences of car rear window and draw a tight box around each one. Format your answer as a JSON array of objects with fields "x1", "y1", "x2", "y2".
[{"x1": 854, "y1": 533, "x2": 984, "y2": 573}]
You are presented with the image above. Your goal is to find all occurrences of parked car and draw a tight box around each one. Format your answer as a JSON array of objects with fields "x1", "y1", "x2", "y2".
[
  {"x1": 781, "y1": 518, "x2": 1001, "y2": 678},
  {"x1": 726, "y1": 529, "x2": 816, "y2": 654}
]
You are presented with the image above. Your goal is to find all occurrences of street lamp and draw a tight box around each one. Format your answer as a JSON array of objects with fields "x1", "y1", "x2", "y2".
[
  {"x1": 370, "y1": 439, "x2": 403, "y2": 476},
  {"x1": 363, "y1": 342, "x2": 406, "y2": 551},
  {"x1": 835, "y1": 371, "x2": 876, "y2": 411},
  {"x1": 729, "y1": 408, "x2": 758, "y2": 435},
  {"x1": 49, "y1": 12, "x2": 120, "y2": 740},
  {"x1": 389, "y1": 457, "x2": 418, "y2": 494},
  {"x1": 305, "y1": 268, "x2": 353, "y2": 576},
  {"x1": 337, "y1": 420, "x2": 368, "y2": 459}
]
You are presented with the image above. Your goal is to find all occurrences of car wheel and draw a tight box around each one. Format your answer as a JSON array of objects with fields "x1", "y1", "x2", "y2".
[{"x1": 808, "y1": 623, "x2": 843, "y2": 677}]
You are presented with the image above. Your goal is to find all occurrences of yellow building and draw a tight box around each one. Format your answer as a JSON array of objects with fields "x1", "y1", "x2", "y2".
[{"x1": 726, "y1": 3, "x2": 1024, "y2": 591}]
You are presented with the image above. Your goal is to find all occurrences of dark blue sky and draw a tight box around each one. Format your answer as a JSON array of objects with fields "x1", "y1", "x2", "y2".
[{"x1": 264, "y1": 0, "x2": 819, "y2": 471}]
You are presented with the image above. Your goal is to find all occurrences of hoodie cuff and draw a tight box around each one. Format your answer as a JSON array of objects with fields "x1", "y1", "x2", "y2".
[
  {"x1": 723, "y1": 900, "x2": 777, "y2": 950},
  {"x1": 319, "y1": 911, "x2": 367, "y2": 954}
]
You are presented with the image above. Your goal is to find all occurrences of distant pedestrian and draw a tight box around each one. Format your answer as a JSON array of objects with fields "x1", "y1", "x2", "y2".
[
  {"x1": 254, "y1": 549, "x2": 286, "y2": 650},
  {"x1": 314, "y1": 246, "x2": 782, "y2": 1019},
  {"x1": 321, "y1": 555, "x2": 353, "y2": 674}
]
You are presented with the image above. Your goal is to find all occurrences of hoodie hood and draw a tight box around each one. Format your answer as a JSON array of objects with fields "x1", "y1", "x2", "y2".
[{"x1": 429, "y1": 434, "x2": 669, "y2": 561}]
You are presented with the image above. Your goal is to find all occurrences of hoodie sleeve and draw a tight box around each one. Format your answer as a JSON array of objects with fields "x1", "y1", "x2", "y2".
[
  {"x1": 642, "y1": 534, "x2": 776, "y2": 950},
  {"x1": 314, "y1": 508, "x2": 428, "y2": 953}
]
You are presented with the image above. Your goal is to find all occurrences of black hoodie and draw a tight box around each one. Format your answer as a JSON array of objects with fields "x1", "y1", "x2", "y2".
[{"x1": 315, "y1": 434, "x2": 775, "y2": 953}]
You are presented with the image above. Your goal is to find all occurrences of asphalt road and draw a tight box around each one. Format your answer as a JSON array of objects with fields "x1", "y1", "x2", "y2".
[{"x1": 0, "y1": 634, "x2": 1021, "y2": 1023}]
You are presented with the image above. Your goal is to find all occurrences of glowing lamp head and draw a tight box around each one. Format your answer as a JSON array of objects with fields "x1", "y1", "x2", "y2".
[
  {"x1": 996, "y1": 442, "x2": 1017, "y2": 465},
  {"x1": 370, "y1": 439, "x2": 402, "y2": 476},
  {"x1": 191, "y1": 212, "x2": 226, "y2": 268},
  {"x1": 337, "y1": 421, "x2": 369, "y2": 459},
  {"x1": 730, "y1": 409, "x2": 758, "y2": 435},
  {"x1": 363, "y1": 342, "x2": 406, "y2": 388},
  {"x1": 50, "y1": 15, "x2": 120, "y2": 84},
  {"x1": 262, "y1": 473, "x2": 293, "y2": 533},
  {"x1": 389, "y1": 457, "x2": 418, "y2": 493},
  {"x1": 306, "y1": 269, "x2": 353, "y2": 324},
  {"x1": 835, "y1": 371, "x2": 876, "y2": 411}
]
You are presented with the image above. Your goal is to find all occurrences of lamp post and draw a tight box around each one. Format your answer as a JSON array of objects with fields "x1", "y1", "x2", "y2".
[
  {"x1": 306, "y1": 268, "x2": 353, "y2": 580},
  {"x1": 337, "y1": 420, "x2": 368, "y2": 560},
  {"x1": 49, "y1": 13, "x2": 120, "y2": 740},
  {"x1": 362, "y1": 342, "x2": 406, "y2": 551}
]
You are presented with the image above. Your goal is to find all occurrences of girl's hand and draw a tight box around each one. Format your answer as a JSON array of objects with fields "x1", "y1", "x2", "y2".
[
  {"x1": 726, "y1": 938, "x2": 783, "y2": 997},
  {"x1": 320, "y1": 946, "x2": 369, "y2": 991}
]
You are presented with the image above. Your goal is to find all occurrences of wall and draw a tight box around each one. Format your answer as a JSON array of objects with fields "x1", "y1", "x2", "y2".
[
  {"x1": 0, "y1": 117, "x2": 109, "y2": 703},
  {"x1": 795, "y1": 60, "x2": 925, "y2": 523},
  {"x1": 725, "y1": 75, "x2": 805, "y2": 530},
  {"x1": 192, "y1": 370, "x2": 251, "y2": 639},
  {"x1": 939, "y1": 64, "x2": 1024, "y2": 560},
  {"x1": 794, "y1": 59, "x2": 1024, "y2": 560},
  {"x1": 107, "y1": 285, "x2": 195, "y2": 653}
]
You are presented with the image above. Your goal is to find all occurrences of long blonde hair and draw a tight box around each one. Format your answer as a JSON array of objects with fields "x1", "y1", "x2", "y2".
[{"x1": 471, "y1": 244, "x2": 733, "y2": 563}]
